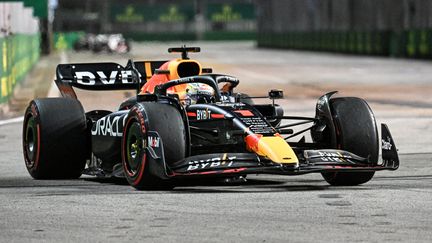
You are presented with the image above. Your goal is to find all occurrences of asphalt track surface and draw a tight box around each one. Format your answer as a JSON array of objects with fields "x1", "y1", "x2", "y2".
[{"x1": 1, "y1": 42, "x2": 432, "y2": 242}]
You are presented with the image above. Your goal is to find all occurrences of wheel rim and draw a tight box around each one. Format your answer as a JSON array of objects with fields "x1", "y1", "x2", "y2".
[
  {"x1": 24, "y1": 116, "x2": 38, "y2": 168},
  {"x1": 124, "y1": 122, "x2": 146, "y2": 177}
]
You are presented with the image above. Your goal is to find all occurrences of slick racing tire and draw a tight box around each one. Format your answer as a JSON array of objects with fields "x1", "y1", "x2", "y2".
[
  {"x1": 322, "y1": 97, "x2": 379, "y2": 186},
  {"x1": 22, "y1": 98, "x2": 89, "y2": 179},
  {"x1": 122, "y1": 103, "x2": 187, "y2": 190}
]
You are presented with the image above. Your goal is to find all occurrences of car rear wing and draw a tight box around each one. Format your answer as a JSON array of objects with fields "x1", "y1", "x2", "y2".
[{"x1": 55, "y1": 60, "x2": 166, "y2": 98}]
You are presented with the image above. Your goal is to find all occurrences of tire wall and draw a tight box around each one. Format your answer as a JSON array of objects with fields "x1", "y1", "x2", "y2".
[
  {"x1": 257, "y1": 0, "x2": 432, "y2": 59},
  {"x1": 0, "y1": 2, "x2": 40, "y2": 104}
]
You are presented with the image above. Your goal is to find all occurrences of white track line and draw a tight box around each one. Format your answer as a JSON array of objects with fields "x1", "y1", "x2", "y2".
[{"x1": 0, "y1": 116, "x2": 24, "y2": 126}]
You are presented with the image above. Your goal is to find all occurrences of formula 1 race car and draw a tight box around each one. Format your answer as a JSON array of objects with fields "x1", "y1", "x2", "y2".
[
  {"x1": 22, "y1": 46, "x2": 399, "y2": 190},
  {"x1": 74, "y1": 33, "x2": 130, "y2": 54}
]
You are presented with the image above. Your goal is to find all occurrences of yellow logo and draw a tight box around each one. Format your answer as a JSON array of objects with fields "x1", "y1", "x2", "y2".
[
  {"x1": 407, "y1": 32, "x2": 416, "y2": 56},
  {"x1": 116, "y1": 5, "x2": 144, "y2": 23},
  {"x1": 419, "y1": 31, "x2": 429, "y2": 55},
  {"x1": 1, "y1": 77, "x2": 7, "y2": 97},
  {"x1": 211, "y1": 5, "x2": 242, "y2": 22},
  {"x1": 2, "y1": 41, "x2": 7, "y2": 71},
  {"x1": 159, "y1": 5, "x2": 186, "y2": 22},
  {"x1": 55, "y1": 33, "x2": 67, "y2": 51}
]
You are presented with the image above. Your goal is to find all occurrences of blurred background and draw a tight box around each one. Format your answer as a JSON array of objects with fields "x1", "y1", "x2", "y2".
[
  {"x1": 1, "y1": 3, "x2": 432, "y2": 241},
  {"x1": 1, "y1": 0, "x2": 432, "y2": 108}
]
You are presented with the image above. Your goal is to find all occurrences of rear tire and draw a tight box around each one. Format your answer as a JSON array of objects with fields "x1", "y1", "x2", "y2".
[
  {"x1": 321, "y1": 97, "x2": 378, "y2": 186},
  {"x1": 122, "y1": 102, "x2": 187, "y2": 190},
  {"x1": 22, "y1": 98, "x2": 89, "y2": 179}
]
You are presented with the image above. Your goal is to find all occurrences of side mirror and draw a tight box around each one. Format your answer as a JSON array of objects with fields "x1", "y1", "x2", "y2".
[{"x1": 268, "y1": 89, "x2": 283, "y2": 99}]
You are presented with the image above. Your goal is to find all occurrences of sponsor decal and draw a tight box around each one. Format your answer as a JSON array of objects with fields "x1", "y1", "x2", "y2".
[
  {"x1": 305, "y1": 150, "x2": 369, "y2": 164},
  {"x1": 96, "y1": 71, "x2": 118, "y2": 84},
  {"x1": 382, "y1": 137, "x2": 392, "y2": 150},
  {"x1": 234, "y1": 110, "x2": 254, "y2": 117},
  {"x1": 211, "y1": 114, "x2": 224, "y2": 119},
  {"x1": 75, "y1": 70, "x2": 136, "y2": 85},
  {"x1": 91, "y1": 114, "x2": 128, "y2": 137},
  {"x1": 311, "y1": 151, "x2": 351, "y2": 163},
  {"x1": 196, "y1": 109, "x2": 212, "y2": 120},
  {"x1": 187, "y1": 156, "x2": 237, "y2": 171},
  {"x1": 148, "y1": 136, "x2": 160, "y2": 148},
  {"x1": 240, "y1": 116, "x2": 274, "y2": 134},
  {"x1": 319, "y1": 156, "x2": 345, "y2": 162},
  {"x1": 318, "y1": 151, "x2": 351, "y2": 158},
  {"x1": 218, "y1": 102, "x2": 245, "y2": 107}
]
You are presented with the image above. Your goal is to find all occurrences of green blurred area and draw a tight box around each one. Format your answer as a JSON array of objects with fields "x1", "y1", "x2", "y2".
[
  {"x1": 53, "y1": 1, "x2": 257, "y2": 47},
  {"x1": 257, "y1": 30, "x2": 432, "y2": 59},
  {"x1": 53, "y1": 32, "x2": 85, "y2": 50},
  {"x1": 207, "y1": 3, "x2": 255, "y2": 21},
  {"x1": 0, "y1": 1, "x2": 45, "y2": 104},
  {"x1": 3, "y1": 0, "x2": 432, "y2": 106},
  {"x1": 111, "y1": 3, "x2": 195, "y2": 23},
  {"x1": 52, "y1": 31, "x2": 256, "y2": 50},
  {"x1": 109, "y1": 2, "x2": 255, "y2": 24},
  {"x1": 122, "y1": 31, "x2": 255, "y2": 41},
  {"x1": 0, "y1": 34, "x2": 40, "y2": 103}
]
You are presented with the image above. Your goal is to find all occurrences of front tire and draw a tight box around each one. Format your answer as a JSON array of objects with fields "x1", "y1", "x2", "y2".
[
  {"x1": 122, "y1": 102, "x2": 187, "y2": 190},
  {"x1": 322, "y1": 97, "x2": 379, "y2": 186},
  {"x1": 22, "y1": 98, "x2": 89, "y2": 179}
]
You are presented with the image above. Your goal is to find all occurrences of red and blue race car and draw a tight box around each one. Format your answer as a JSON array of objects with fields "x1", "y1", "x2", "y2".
[{"x1": 22, "y1": 46, "x2": 399, "y2": 190}]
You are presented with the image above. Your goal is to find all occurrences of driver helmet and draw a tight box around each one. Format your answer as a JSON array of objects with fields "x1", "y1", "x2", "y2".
[{"x1": 182, "y1": 83, "x2": 214, "y2": 105}]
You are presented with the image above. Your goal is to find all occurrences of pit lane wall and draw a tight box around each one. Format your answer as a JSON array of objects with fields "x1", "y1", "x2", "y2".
[
  {"x1": 257, "y1": 0, "x2": 432, "y2": 59},
  {"x1": 0, "y1": 2, "x2": 41, "y2": 104}
]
